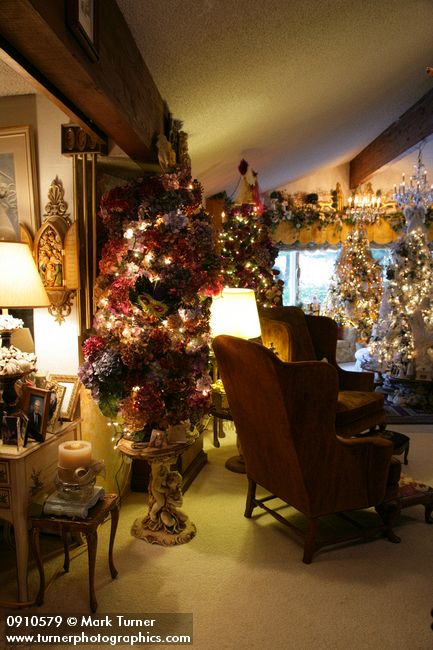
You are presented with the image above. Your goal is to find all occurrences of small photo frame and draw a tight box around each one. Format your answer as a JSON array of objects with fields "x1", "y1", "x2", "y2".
[
  {"x1": 1, "y1": 413, "x2": 28, "y2": 449},
  {"x1": 49, "y1": 375, "x2": 80, "y2": 421},
  {"x1": 20, "y1": 386, "x2": 51, "y2": 442},
  {"x1": 45, "y1": 380, "x2": 66, "y2": 433}
]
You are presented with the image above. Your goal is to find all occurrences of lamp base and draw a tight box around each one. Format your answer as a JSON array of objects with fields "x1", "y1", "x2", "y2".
[{"x1": 225, "y1": 455, "x2": 246, "y2": 474}]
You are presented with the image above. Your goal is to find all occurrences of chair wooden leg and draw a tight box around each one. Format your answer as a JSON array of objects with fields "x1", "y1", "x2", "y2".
[
  {"x1": 303, "y1": 518, "x2": 318, "y2": 564},
  {"x1": 375, "y1": 503, "x2": 401, "y2": 543},
  {"x1": 244, "y1": 478, "x2": 256, "y2": 518}
]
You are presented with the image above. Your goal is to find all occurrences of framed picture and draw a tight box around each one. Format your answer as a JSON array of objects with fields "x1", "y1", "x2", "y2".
[
  {"x1": 0, "y1": 125, "x2": 39, "y2": 241},
  {"x1": 20, "y1": 386, "x2": 50, "y2": 442},
  {"x1": 45, "y1": 380, "x2": 67, "y2": 433},
  {"x1": 66, "y1": 0, "x2": 99, "y2": 61},
  {"x1": 49, "y1": 375, "x2": 80, "y2": 421},
  {"x1": 1, "y1": 413, "x2": 29, "y2": 449}
]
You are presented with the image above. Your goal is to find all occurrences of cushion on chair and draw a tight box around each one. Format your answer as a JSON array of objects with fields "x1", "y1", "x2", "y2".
[{"x1": 335, "y1": 390, "x2": 385, "y2": 437}]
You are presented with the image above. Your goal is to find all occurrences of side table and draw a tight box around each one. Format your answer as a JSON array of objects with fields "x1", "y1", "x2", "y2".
[
  {"x1": 0, "y1": 419, "x2": 80, "y2": 602},
  {"x1": 30, "y1": 493, "x2": 119, "y2": 612}
]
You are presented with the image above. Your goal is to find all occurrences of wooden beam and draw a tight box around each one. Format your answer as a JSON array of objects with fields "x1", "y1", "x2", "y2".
[
  {"x1": 0, "y1": 0, "x2": 166, "y2": 163},
  {"x1": 350, "y1": 86, "x2": 433, "y2": 188}
]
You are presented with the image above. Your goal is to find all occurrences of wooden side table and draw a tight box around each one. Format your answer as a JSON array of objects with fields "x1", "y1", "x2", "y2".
[
  {"x1": 30, "y1": 493, "x2": 119, "y2": 612},
  {"x1": 0, "y1": 419, "x2": 80, "y2": 602}
]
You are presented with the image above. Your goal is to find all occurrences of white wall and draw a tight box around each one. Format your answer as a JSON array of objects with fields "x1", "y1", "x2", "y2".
[
  {"x1": 33, "y1": 94, "x2": 79, "y2": 375},
  {"x1": 272, "y1": 138, "x2": 433, "y2": 202},
  {"x1": 0, "y1": 93, "x2": 79, "y2": 374},
  {"x1": 276, "y1": 163, "x2": 349, "y2": 198}
]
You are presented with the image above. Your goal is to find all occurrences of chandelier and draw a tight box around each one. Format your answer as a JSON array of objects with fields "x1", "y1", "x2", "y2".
[
  {"x1": 393, "y1": 147, "x2": 433, "y2": 208},
  {"x1": 346, "y1": 187, "x2": 383, "y2": 225}
]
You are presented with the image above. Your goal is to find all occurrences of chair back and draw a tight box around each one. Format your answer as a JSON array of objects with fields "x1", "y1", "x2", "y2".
[{"x1": 213, "y1": 335, "x2": 340, "y2": 515}]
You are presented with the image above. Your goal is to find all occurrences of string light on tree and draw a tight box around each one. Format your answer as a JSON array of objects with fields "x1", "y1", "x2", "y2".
[
  {"x1": 324, "y1": 228, "x2": 383, "y2": 342},
  {"x1": 219, "y1": 159, "x2": 283, "y2": 308},
  {"x1": 367, "y1": 213, "x2": 433, "y2": 381},
  {"x1": 79, "y1": 172, "x2": 223, "y2": 441}
]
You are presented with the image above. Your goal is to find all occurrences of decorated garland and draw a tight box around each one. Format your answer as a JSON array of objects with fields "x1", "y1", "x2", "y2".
[{"x1": 267, "y1": 190, "x2": 418, "y2": 235}]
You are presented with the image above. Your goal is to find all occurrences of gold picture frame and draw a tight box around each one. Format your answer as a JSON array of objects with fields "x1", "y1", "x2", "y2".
[
  {"x1": 0, "y1": 125, "x2": 39, "y2": 240},
  {"x1": 45, "y1": 380, "x2": 67, "y2": 432},
  {"x1": 49, "y1": 375, "x2": 80, "y2": 421}
]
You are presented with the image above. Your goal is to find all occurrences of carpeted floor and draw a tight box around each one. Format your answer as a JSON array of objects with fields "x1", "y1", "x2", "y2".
[{"x1": 1, "y1": 423, "x2": 433, "y2": 649}]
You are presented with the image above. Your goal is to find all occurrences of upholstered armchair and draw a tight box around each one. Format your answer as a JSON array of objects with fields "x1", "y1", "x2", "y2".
[
  {"x1": 259, "y1": 306, "x2": 385, "y2": 438},
  {"x1": 213, "y1": 334, "x2": 401, "y2": 563}
]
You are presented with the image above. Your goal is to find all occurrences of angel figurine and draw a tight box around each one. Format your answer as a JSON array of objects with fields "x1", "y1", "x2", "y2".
[{"x1": 410, "y1": 309, "x2": 433, "y2": 380}]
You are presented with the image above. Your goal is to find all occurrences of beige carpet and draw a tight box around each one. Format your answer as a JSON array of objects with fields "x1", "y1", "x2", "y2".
[{"x1": 1, "y1": 423, "x2": 433, "y2": 649}]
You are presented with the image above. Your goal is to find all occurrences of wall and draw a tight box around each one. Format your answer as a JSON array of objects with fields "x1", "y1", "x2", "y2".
[
  {"x1": 0, "y1": 94, "x2": 79, "y2": 371},
  {"x1": 274, "y1": 140, "x2": 433, "y2": 204},
  {"x1": 275, "y1": 163, "x2": 349, "y2": 199},
  {"x1": 32, "y1": 94, "x2": 79, "y2": 375}
]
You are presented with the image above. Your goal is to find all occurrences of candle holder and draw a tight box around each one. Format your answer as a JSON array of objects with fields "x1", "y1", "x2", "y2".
[
  {"x1": 54, "y1": 463, "x2": 102, "y2": 503},
  {"x1": 43, "y1": 440, "x2": 105, "y2": 517}
]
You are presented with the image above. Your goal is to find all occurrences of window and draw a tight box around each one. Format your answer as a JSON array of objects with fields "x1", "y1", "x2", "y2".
[{"x1": 275, "y1": 247, "x2": 390, "y2": 310}]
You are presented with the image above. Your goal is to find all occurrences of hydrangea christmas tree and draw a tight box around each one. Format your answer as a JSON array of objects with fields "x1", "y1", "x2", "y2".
[
  {"x1": 79, "y1": 172, "x2": 222, "y2": 441},
  {"x1": 324, "y1": 228, "x2": 383, "y2": 342}
]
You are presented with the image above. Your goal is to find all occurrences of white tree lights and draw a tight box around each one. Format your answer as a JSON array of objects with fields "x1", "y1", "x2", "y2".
[{"x1": 367, "y1": 209, "x2": 433, "y2": 381}]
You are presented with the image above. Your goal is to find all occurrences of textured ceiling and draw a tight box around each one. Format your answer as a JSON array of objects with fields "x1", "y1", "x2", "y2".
[
  {"x1": 116, "y1": 0, "x2": 433, "y2": 197},
  {"x1": 0, "y1": 53, "x2": 36, "y2": 96}
]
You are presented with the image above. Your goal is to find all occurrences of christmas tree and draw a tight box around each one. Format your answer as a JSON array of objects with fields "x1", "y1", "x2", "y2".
[
  {"x1": 324, "y1": 227, "x2": 383, "y2": 341},
  {"x1": 367, "y1": 205, "x2": 433, "y2": 380},
  {"x1": 219, "y1": 160, "x2": 283, "y2": 307},
  {"x1": 79, "y1": 172, "x2": 222, "y2": 441},
  {"x1": 219, "y1": 204, "x2": 283, "y2": 307}
]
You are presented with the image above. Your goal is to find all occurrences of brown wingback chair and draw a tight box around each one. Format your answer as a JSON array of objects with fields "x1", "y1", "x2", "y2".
[
  {"x1": 259, "y1": 306, "x2": 385, "y2": 438},
  {"x1": 213, "y1": 334, "x2": 401, "y2": 563}
]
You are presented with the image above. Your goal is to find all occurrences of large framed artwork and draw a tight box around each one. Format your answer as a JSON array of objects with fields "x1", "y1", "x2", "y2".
[
  {"x1": 0, "y1": 125, "x2": 39, "y2": 241},
  {"x1": 66, "y1": 0, "x2": 99, "y2": 62}
]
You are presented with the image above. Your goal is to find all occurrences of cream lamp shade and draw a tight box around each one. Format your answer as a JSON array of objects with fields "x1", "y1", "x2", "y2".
[
  {"x1": 210, "y1": 288, "x2": 261, "y2": 339},
  {"x1": 0, "y1": 241, "x2": 50, "y2": 309}
]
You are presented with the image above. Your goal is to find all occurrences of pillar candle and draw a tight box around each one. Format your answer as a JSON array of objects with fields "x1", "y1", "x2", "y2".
[{"x1": 58, "y1": 440, "x2": 92, "y2": 469}]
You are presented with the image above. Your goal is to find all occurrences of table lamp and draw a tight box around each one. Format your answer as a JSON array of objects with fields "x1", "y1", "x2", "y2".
[
  {"x1": 0, "y1": 241, "x2": 50, "y2": 412},
  {"x1": 210, "y1": 287, "x2": 261, "y2": 472}
]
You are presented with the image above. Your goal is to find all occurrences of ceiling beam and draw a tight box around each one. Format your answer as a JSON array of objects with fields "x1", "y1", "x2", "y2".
[
  {"x1": 349, "y1": 86, "x2": 433, "y2": 188},
  {"x1": 0, "y1": 0, "x2": 166, "y2": 162}
]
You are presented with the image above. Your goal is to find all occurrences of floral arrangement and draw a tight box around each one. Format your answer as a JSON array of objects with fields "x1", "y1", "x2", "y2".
[
  {"x1": 79, "y1": 172, "x2": 223, "y2": 440},
  {"x1": 0, "y1": 314, "x2": 24, "y2": 331}
]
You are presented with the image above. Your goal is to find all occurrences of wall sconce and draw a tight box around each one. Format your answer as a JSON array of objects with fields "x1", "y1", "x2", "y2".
[{"x1": 32, "y1": 177, "x2": 79, "y2": 324}]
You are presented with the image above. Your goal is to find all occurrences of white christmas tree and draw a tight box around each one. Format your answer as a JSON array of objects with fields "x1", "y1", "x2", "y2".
[{"x1": 367, "y1": 205, "x2": 433, "y2": 380}]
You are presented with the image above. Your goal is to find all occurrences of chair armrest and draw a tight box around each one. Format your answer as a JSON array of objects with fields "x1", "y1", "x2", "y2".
[
  {"x1": 335, "y1": 435, "x2": 396, "y2": 505},
  {"x1": 337, "y1": 366, "x2": 375, "y2": 391}
]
